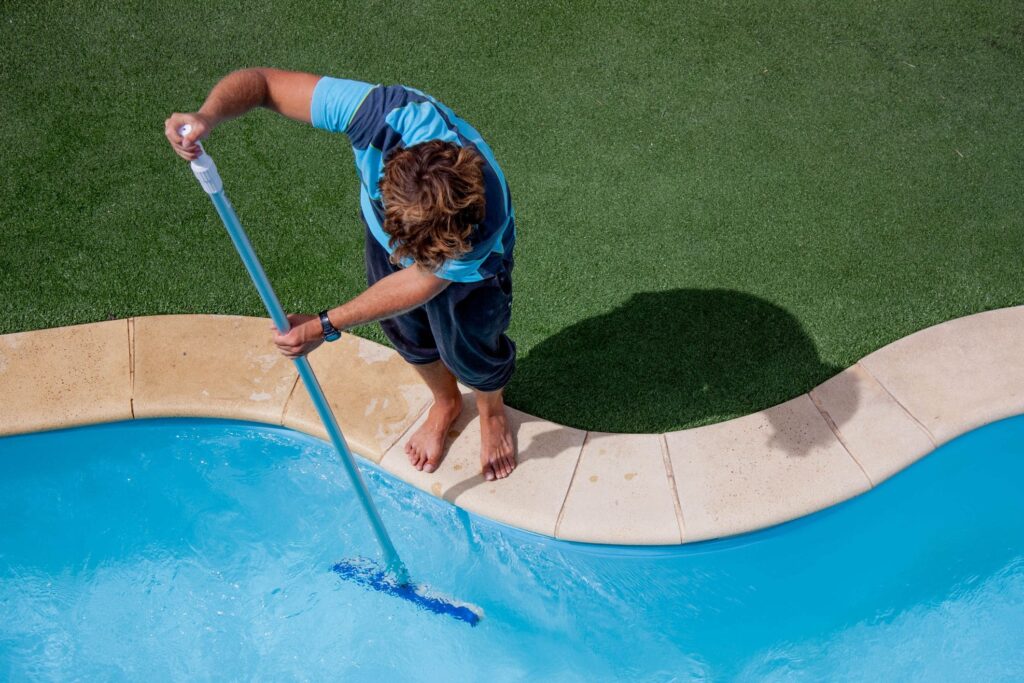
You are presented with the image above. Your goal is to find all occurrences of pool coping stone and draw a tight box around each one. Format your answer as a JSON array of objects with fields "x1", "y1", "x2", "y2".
[{"x1": 1, "y1": 306, "x2": 1021, "y2": 545}]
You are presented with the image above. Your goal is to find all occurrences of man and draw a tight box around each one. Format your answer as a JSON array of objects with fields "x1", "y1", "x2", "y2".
[{"x1": 164, "y1": 68, "x2": 517, "y2": 481}]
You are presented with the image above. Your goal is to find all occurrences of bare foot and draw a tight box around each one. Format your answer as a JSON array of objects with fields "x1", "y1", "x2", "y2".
[
  {"x1": 405, "y1": 396, "x2": 462, "y2": 473},
  {"x1": 479, "y1": 408, "x2": 516, "y2": 481}
]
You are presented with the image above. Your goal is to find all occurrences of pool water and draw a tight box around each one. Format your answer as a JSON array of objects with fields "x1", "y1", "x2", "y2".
[{"x1": 1, "y1": 416, "x2": 1022, "y2": 681}]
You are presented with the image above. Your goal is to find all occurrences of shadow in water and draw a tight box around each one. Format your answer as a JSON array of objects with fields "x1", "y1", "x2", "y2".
[{"x1": 507, "y1": 289, "x2": 847, "y2": 434}]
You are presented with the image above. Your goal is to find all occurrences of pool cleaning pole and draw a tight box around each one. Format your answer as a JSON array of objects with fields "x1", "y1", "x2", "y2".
[{"x1": 178, "y1": 127, "x2": 410, "y2": 586}]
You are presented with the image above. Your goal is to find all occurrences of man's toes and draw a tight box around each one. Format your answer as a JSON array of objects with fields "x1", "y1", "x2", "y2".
[
  {"x1": 482, "y1": 461, "x2": 496, "y2": 481},
  {"x1": 407, "y1": 442, "x2": 426, "y2": 467},
  {"x1": 495, "y1": 449, "x2": 512, "y2": 477},
  {"x1": 424, "y1": 457, "x2": 439, "y2": 473},
  {"x1": 492, "y1": 456, "x2": 506, "y2": 478}
]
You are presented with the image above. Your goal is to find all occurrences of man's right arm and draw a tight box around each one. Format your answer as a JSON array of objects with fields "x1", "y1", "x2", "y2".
[{"x1": 164, "y1": 68, "x2": 320, "y2": 160}]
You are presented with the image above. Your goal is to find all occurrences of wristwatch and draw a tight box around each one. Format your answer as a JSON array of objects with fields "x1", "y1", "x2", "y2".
[{"x1": 319, "y1": 310, "x2": 342, "y2": 342}]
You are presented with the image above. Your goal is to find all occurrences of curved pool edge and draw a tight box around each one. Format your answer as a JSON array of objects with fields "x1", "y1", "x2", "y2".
[{"x1": 1, "y1": 306, "x2": 1022, "y2": 546}]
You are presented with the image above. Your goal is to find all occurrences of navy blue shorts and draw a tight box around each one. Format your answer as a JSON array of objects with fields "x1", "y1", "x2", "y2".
[{"x1": 364, "y1": 229, "x2": 516, "y2": 392}]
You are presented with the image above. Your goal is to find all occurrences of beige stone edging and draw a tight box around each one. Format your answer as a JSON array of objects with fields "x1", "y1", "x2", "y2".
[{"x1": 2, "y1": 307, "x2": 1022, "y2": 545}]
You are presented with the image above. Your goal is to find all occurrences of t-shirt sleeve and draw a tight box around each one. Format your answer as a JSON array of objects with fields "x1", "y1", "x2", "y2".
[
  {"x1": 434, "y1": 252, "x2": 491, "y2": 283},
  {"x1": 433, "y1": 212, "x2": 513, "y2": 283},
  {"x1": 309, "y1": 77, "x2": 374, "y2": 134}
]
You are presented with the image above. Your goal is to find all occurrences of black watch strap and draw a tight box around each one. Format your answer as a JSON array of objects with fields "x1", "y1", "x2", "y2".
[{"x1": 319, "y1": 310, "x2": 342, "y2": 342}]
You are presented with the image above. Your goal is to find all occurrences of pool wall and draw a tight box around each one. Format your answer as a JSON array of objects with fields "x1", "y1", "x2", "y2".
[{"x1": 1, "y1": 307, "x2": 1022, "y2": 545}]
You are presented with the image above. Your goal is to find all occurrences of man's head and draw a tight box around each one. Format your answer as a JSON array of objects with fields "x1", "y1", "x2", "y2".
[{"x1": 380, "y1": 140, "x2": 486, "y2": 271}]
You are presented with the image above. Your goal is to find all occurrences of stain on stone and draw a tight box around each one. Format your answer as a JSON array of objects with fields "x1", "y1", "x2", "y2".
[
  {"x1": 589, "y1": 475, "x2": 599, "y2": 483},
  {"x1": 430, "y1": 482, "x2": 442, "y2": 496},
  {"x1": 624, "y1": 472, "x2": 638, "y2": 481}
]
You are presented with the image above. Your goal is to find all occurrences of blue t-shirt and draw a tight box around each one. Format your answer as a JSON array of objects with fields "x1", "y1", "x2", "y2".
[{"x1": 310, "y1": 76, "x2": 515, "y2": 283}]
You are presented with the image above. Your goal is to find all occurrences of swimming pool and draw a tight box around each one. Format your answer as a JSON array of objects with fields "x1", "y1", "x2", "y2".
[{"x1": 2, "y1": 416, "x2": 1022, "y2": 680}]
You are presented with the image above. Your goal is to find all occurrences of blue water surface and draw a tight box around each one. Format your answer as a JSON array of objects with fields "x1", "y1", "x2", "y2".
[{"x1": 1, "y1": 416, "x2": 1022, "y2": 681}]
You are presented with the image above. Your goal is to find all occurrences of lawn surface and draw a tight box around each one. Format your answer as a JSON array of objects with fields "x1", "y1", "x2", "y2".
[{"x1": 2, "y1": 1, "x2": 1022, "y2": 432}]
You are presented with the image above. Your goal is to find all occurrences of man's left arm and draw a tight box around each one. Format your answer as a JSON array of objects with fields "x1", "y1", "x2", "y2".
[{"x1": 273, "y1": 266, "x2": 450, "y2": 359}]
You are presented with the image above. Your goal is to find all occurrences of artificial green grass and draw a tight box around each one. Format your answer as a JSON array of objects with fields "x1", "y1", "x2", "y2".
[{"x1": 2, "y1": 1, "x2": 1022, "y2": 432}]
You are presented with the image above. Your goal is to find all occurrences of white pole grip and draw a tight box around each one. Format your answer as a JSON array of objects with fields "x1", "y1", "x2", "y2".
[{"x1": 178, "y1": 124, "x2": 223, "y2": 194}]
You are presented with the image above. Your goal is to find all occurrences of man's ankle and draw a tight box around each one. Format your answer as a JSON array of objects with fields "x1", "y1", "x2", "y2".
[
  {"x1": 474, "y1": 390, "x2": 505, "y2": 418},
  {"x1": 433, "y1": 393, "x2": 462, "y2": 410}
]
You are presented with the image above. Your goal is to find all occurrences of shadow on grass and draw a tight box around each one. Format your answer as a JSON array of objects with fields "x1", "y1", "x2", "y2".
[{"x1": 506, "y1": 288, "x2": 847, "y2": 434}]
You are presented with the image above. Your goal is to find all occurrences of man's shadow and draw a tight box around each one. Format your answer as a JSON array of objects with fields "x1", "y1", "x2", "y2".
[{"x1": 506, "y1": 289, "x2": 850, "y2": 438}]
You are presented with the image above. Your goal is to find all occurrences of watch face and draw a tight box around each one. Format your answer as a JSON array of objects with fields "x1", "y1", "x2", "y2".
[{"x1": 319, "y1": 311, "x2": 340, "y2": 341}]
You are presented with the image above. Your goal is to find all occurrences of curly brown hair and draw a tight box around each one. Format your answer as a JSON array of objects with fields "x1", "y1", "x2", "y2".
[{"x1": 379, "y1": 140, "x2": 486, "y2": 271}]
